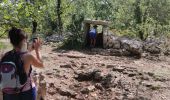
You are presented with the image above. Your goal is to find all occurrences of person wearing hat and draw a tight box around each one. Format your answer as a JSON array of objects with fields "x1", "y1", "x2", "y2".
[{"x1": 89, "y1": 25, "x2": 97, "y2": 47}]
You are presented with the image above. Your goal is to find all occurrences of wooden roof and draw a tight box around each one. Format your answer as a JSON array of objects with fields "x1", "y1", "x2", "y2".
[{"x1": 83, "y1": 19, "x2": 110, "y2": 26}]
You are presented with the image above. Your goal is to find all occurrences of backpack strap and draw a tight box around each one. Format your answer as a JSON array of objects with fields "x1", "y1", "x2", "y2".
[{"x1": 16, "y1": 51, "x2": 33, "y2": 93}]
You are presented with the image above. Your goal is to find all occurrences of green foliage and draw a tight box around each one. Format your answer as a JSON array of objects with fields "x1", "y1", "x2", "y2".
[
  {"x1": 0, "y1": 0, "x2": 170, "y2": 42},
  {"x1": 0, "y1": 42, "x2": 6, "y2": 49},
  {"x1": 60, "y1": 32, "x2": 84, "y2": 50}
]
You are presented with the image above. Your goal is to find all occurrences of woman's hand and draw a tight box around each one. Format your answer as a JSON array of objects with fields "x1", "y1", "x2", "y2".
[{"x1": 33, "y1": 38, "x2": 42, "y2": 52}]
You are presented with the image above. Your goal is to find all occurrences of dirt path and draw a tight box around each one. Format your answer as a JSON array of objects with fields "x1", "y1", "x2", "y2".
[{"x1": 38, "y1": 45, "x2": 170, "y2": 100}]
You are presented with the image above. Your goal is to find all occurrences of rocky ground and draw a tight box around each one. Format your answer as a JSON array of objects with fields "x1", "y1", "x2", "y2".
[
  {"x1": 1, "y1": 39, "x2": 170, "y2": 100},
  {"x1": 35, "y1": 44, "x2": 170, "y2": 100}
]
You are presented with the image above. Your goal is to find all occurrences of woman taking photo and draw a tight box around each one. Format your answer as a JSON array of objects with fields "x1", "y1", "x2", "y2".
[{"x1": 0, "y1": 27, "x2": 44, "y2": 100}]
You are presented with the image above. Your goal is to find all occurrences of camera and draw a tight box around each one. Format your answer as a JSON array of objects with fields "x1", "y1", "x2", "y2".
[
  {"x1": 33, "y1": 37, "x2": 38, "y2": 43},
  {"x1": 32, "y1": 37, "x2": 38, "y2": 49}
]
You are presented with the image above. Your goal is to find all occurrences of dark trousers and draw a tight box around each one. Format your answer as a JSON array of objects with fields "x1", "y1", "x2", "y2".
[{"x1": 3, "y1": 87, "x2": 36, "y2": 100}]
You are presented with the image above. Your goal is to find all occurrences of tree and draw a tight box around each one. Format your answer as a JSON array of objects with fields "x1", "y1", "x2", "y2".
[
  {"x1": 134, "y1": 0, "x2": 144, "y2": 40},
  {"x1": 0, "y1": 0, "x2": 170, "y2": 39},
  {"x1": 56, "y1": 0, "x2": 63, "y2": 34}
]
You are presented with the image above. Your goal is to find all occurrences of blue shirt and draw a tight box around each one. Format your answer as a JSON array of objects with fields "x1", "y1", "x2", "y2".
[{"x1": 89, "y1": 28, "x2": 96, "y2": 34}]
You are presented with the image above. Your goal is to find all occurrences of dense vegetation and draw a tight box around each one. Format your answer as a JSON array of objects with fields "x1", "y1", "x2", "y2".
[{"x1": 0, "y1": 0, "x2": 170, "y2": 40}]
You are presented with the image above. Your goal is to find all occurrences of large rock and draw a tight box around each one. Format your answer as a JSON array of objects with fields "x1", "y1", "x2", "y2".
[
  {"x1": 75, "y1": 69, "x2": 113, "y2": 88},
  {"x1": 75, "y1": 69, "x2": 103, "y2": 82},
  {"x1": 119, "y1": 38, "x2": 143, "y2": 57},
  {"x1": 110, "y1": 36, "x2": 121, "y2": 49},
  {"x1": 46, "y1": 34, "x2": 64, "y2": 42},
  {"x1": 143, "y1": 37, "x2": 165, "y2": 54}
]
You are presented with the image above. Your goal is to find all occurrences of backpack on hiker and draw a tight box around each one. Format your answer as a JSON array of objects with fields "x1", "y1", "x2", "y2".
[{"x1": 0, "y1": 50, "x2": 28, "y2": 94}]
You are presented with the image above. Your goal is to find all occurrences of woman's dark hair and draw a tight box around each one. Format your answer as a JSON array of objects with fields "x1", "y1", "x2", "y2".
[{"x1": 8, "y1": 27, "x2": 27, "y2": 48}]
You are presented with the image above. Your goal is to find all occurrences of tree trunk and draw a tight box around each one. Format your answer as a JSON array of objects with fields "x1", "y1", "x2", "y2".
[
  {"x1": 134, "y1": 0, "x2": 144, "y2": 40},
  {"x1": 32, "y1": 20, "x2": 37, "y2": 34},
  {"x1": 57, "y1": 0, "x2": 63, "y2": 34}
]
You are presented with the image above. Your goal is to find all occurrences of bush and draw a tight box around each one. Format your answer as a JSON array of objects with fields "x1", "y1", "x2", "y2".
[{"x1": 59, "y1": 32, "x2": 84, "y2": 50}]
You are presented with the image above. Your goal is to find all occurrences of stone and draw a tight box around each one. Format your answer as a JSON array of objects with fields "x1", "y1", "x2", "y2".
[
  {"x1": 66, "y1": 55, "x2": 86, "y2": 58},
  {"x1": 140, "y1": 75, "x2": 150, "y2": 80},
  {"x1": 60, "y1": 64, "x2": 72, "y2": 69},
  {"x1": 81, "y1": 86, "x2": 95, "y2": 94},
  {"x1": 137, "y1": 96, "x2": 150, "y2": 100},
  {"x1": 143, "y1": 37, "x2": 166, "y2": 54},
  {"x1": 112, "y1": 66, "x2": 125, "y2": 72},
  {"x1": 110, "y1": 49, "x2": 123, "y2": 56},
  {"x1": 95, "y1": 83, "x2": 103, "y2": 90},
  {"x1": 81, "y1": 88, "x2": 90, "y2": 94},
  {"x1": 147, "y1": 72, "x2": 154, "y2": 77},
  {"x1": 142, "y1": 81, "x2": 160, "y2": 90},
  {"x1": 128, "y1": 72, "x2": 137, "y2": 77},
  {"x1": 126, "y1": 94, "x2": 136, "y2": 100},
  {"x1": 113, "y1": 40, "x2": 121, "y2": 49},
  {"x1": 48, "y1": 87, "x2": 57, "y2": 95},
  {"x1": 57, "y1": 88, "x2": 77, "y2": 98},
  {"x1": 94, "y1": 71, "x2": 104, "y2": 82},
  {"x1": 76, "y1": 94, "x2": 86, "y2": 100},
  {"x1": 154, "y1": 76, "x2": 167, "y2": 82},
  {"x1": 37, "y1": 79, "x2": 47, "y2": 100},
  {"x1": 45, "y1": 71, "x2": 53, "y2": 76},
  {"x1": 107, "y1": 64, "x2": 117, "y2": 68},
  {"x1": 46, "y1": 34, "x2": 64, "y2": 42},
  {"x1": 39, "y1": 73, "x2": 45, "y2": 81},
  {"x1": 32, "y1": 73, "x2": 47, "y2": 100},
  {"x1": 101, "y1": 74, "x2": 113, "y2": 88},
  {"x1": 90, "y1": 92, "x2": 98, "y2": 99},
  {"x1": 114, "y1": 37, "x2": 143, "y2": 57},
  {"x1": 87, "y1": 86, "x2": 95, "y2": 92},
  {"x1": 164, "y1": 49, "x2": 170, "y2": 56},
  {"x1": 75, "y1": 69, "x2": 101, "y2": 81}
]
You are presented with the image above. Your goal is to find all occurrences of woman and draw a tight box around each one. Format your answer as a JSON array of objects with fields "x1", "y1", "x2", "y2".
[
  {"x1": 89, "y1": 25, "x2": 97, "y2": 47},
  {"x1": 1, "y1": 27, "x2": 44, "y2": 100}
]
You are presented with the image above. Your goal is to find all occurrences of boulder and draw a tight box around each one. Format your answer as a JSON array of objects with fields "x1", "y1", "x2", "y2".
[
  {"x1": 144, "y1": 37, "x2": 164, "y2": 54},
  {"x1": 46, "y1": 34, "x2": 64, "y2": 42},
  {"x1": 111, "y1": 36, "x2": 121, "y2": 49},
  {"x1": 119, "y1": 38, "x2": 143, "y2": 57},
  {"x1": 75, "y1": 69, "x2": 102, "y2": 82}
]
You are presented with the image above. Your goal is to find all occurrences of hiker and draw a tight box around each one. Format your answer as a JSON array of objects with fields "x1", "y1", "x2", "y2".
[
  {"x1": 89, "y1": 25, "x2": 97, "y2": 47},
  {"x1": 0, "y1": 27, "x2": 44, "y2": 100}
]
